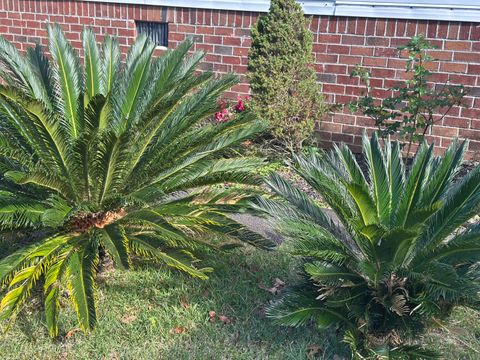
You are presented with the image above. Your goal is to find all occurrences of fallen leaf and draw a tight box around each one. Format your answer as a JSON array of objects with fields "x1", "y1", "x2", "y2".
[
  {"x1": 169, "y1": 326, "x2": 187, "y2": 334},
  {"x1": 307, "y1": 345, "x2": 322, "y2": 359},
  {"x1": 218, "y1": 315, "x2": 232, "y2": 324},
  {"x1": 64, "y1": 328, "x2": 81, "y2": 339},
  {"x1": 58, "y1": 352, "x2": 68, "y2": 360},
  {"x1": 259, "y1": 277, "x2": 286, "y2": 295},
  {"x1": 273, "y1": 278, "x2": 285, "y2": 288},
  {"x1": 208, "y1": 310, "x2": 216, "y2": 323},
  {"x1": 202, "y1": 289, "x2": 210, "y2": 298},
  {"x1": 229, "y1": 331, "x2": 240, "y2": 344},
  {"x1": 180, "y1": 296, "x2": 189, "y2": 309},
  {"x1": 120, "y1": 314, "x2": 137, "y2": 324}
]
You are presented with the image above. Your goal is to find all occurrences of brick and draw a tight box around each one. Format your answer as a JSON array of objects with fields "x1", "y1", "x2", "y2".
[
  {"x1": 233, "y1": 47, "x2": 249, "y2": 56},
  {"x1": 454, "y1": 52, "x2": 480, "y2": 63},
  {"x1": 468, "y1": 64, "x2": 480, "y2": 75},
  {"x1": 374, "y1": 47, "x2": 397, "y2": 57},
  {"x1": 0, "y1": 2, "x2": 478, "y2": 159},
  {"x1": 334, "y1": 114, "x2": 356, "y2": 124},
  {"x1": 323, "y1": 84, "x2": 345, "y2": 94},
  {"x1": 177, "y1": 24, "x2": 195, "y2": 33},
  {"x1": 431, "y1": 127, "x2": 459, "y2": 137},
  {"x1": 203, "y1": 35, "x2": 222, "y2": 44},
  {"x1": 320, "y1": 34, "x2": 341, "y2": 43},
  {"x1": 429, "y1": 50, "x2": 453, "y2": 60},
  {"x1": 341, "y1": 35, "x2": 364, "y2": 45},
  {"x1": 449, "y1": 74, "x2": 477, "y2": 86},
  {"x1": 366, "y1": 36, "x2": 389, "y2": 47},
  {"x1": 468, "y1": 141, "x2": 480, "y2": 153},
  {"x1": 427, "y1": 22, "x2": 437, "y2": 38},
  {"x1": 315, "y1": 54, "x2": 338, "y2": 63},
  {"x1": 350, "y1": 47, "x2": 374, "y2": 56},
  {"x1": 325, "y1": 64, "x2": 348, "y2": 74},
  {"x1": 459, "y1": 129, "x2": 480, "y2": 139},
  {"x1": 320, "y1": 122, "x2": 342, "y2": 133},
  {"x1": 339, "y1": 55, "x2": 362, "y2": 65},
  {"x1": 222, "y1": 56, "x2": 240, "y2": 65},
  {"x1": 461, "y1": 107, "x2": 480, "y2": 118},
  {"x1": 214, "y1": 45, "x2": 232, "y2": 55},
  {"x1": 313, "y1": 43, "x2": 327, "y2": 53},
  {"x1": 327, "y1": 44, "x2": 350, "y2": 54},
  {"x1": 196, "y1": 26, "x2": 214, "y2": 35},
  {"x1": 317, "y1": 73, "x2": 336, "y2": 83},
  {"x1": 387, "y1": 58, "x2": 407, "y2": 69},
  {"x1": 363, "y1": 57, "x2": 387, "y2": 67},
  {"x1": 223, "y1": 36, "x2": 241, "y2": 46},
  {"x1": 444, "y1": 41, "x2": 472, "y2": 51},
  {"x1": 215, "y1": 27, "x2": 233, "y2": 36},
  {"x1": 440, "y1": 62, "x2": 467, "y2": 73},
  {"x1": 443, "y1": 116, "x2": 470, "y2": 128},
  {"x1": 345, "y1": 86, "x2": 364, "y2": 96},
  {"x1": 332, "y1": 133, "x2": 354, "y2": 143}
]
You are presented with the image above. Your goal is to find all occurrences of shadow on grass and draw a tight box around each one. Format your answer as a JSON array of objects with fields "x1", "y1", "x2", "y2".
[{"x1": 0, "y1": 247, "x2": 348, "y2": 359}]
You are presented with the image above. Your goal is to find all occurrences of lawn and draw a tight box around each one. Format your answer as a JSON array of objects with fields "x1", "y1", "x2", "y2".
[
  {"x1": 1, "y1": 245, "x2": 479, "y2": 360},
  {"x1": 0, "y1": 247, "x2": 342, "y2": 360}
]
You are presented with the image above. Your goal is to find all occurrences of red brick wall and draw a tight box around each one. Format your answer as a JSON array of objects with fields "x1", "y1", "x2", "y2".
[{"x1": 1, "y1": 1, "x2": 479, "y2": 159}]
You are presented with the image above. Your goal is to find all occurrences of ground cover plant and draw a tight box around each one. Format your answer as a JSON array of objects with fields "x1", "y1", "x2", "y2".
[
  {"x1": 259, "y1": 133, "x2": 480, "y2": 358},
  {"x1": 349, "y1": 35, "x2": 465, "y2": 158},
  {"x1": 248, "y1": 0, "x2": 328, "y2": 154},
  {"x1": 0, "y1": 26, "x2": 273, "y2": 337}
]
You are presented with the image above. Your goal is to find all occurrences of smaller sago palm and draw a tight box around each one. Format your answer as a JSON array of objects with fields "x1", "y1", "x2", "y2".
[
  {"x1": 259, "y1": 133, "x2": 480, "y2": 358},
  {"x1": 0, "y1": 26, "x2": 272, "y2": 336}
]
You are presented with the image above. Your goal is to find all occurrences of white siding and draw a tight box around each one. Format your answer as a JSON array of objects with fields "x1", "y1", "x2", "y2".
[{"x1": 86, "y1": 1, "x2": 480, "y2": 21}]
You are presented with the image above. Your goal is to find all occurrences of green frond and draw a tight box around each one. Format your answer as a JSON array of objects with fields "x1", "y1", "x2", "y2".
[
  {"x1": 0, "y1": 27, "x2": 269, "y2": 336},
  {"x1": 0, "y1": 35, "x2": 50, "y2": 103},
  {"x1": 267, "y1": 288, "x2": 352, "y2": 329},
  {"x1": 99, "y1": 224, "x2": 131, "y2": 269},
  {"x1": 362, "y1": 132, "x2": 391, "y2": 223},
  {"x1": 82, "y1": 28, "x2": 101, "y2": 105},
  {"x1": 395, "y1": 142, "x2": 434, "y2": 227},
  {"x1": 120, "y1": 36, "x2": 156, "y2": 123},
  {"x1": 130, "y1": 235, "x2": 212, "y2": 279},
  {"x1": 25, "y1": 43, "x2": 53, "y2": 106},
  {"x1": 420, "y1": 139, "x2": 466, "y2": 206},
  {"x1": 385, "y1": 139, "x2": 405, "y2": 225},
  {"x1": 44, "y1": 246, "x2": 75, "y2": 337},
  {"x1": 67, "y1": 240, "x2": 98, "y2": 332},
  {"x1": 265, "y1": 133, "x2": 479, "y2": 358},
  {"x1": 48, "y1": 24, "x2": 83, "y2": 139},
  {"x1": 413, "y1": 164, "x2": 480, "y2": 259},
  {"x1": 100, "y1": 35, "x2": 120, "y2": 95},
  {"x1": 347, "y1": 183, "x2": 378, "y2": 226},
  {"x1": 266, "y1": 172, "x2": 335, "y2": 230}
]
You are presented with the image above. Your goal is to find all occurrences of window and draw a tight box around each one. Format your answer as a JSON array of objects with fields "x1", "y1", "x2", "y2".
[{"x1": 136, "y1": 21, "x2": 168, "y2": 48}]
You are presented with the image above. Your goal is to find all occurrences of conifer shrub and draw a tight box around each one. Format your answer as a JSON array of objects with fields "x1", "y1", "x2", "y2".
[{"x1": 248, "y1": 0, "x2": 328, "y2": 153}]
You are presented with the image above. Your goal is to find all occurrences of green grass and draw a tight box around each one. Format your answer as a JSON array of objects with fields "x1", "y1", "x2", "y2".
[
  {"x1": 424, "y1": 307, "x2": 480, "y2": 359},
  {"x1": 1, "y1": 246, "x2": 479, "y2": 360},
  {"x1": 0, "y1": 248, "x2": 345, "y2": 360}
]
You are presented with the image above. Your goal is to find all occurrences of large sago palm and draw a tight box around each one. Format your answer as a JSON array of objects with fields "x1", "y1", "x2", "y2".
[
  {"x1": 0, "y1": 25, "x2": 272, "y2": 336},
  {"x1": 259, "y1": 134, "x2": 480, "y2": 358}
]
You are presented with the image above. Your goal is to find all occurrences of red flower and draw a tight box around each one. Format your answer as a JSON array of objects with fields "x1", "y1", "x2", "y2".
[
  {"x1": 214, "y1": 108, "x2": 231, "y2": 122},
  {"x1": 234, "y1": 97, "x2": 245, "y2": 112}
]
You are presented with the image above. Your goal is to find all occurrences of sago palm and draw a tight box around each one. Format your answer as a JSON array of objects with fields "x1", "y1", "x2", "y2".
[
  {"x1": 259, "y1": 133, "x2": 480, "y2": 358},
  {"x1": 0, "y1": 25, "x2": 272, "y2": 336}
]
